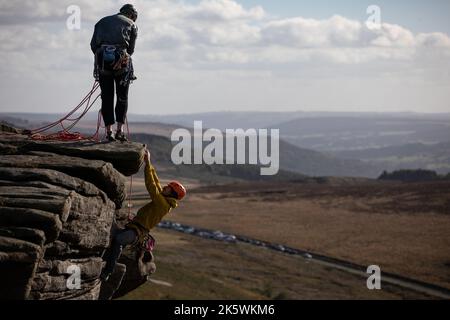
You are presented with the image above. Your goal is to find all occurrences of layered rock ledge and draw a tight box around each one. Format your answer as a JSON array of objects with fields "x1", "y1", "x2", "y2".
[{"x1": 0, "y1": 126, "x2": 150, "y2": 300}]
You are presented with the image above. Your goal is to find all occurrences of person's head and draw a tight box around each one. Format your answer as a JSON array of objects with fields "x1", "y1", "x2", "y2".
[
  {"x1": 120, "y1": 4, "x2": 138, "y2": 22},
  {"x1": 162, "y1": 181, "x2": 187, "y2": 201}
]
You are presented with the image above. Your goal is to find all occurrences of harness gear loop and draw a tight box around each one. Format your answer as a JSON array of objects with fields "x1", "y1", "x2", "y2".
[{"x1": 133, "y1": 232, "x2": 156, "y2": 253}]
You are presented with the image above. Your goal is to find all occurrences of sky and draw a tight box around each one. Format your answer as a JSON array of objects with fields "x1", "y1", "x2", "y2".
[
  {"x1": 0, "y1": 0, "x2": 449, "y2": 115},
  {"x1": 200, "y1": 0, "x2": 450, "y2": 34}
]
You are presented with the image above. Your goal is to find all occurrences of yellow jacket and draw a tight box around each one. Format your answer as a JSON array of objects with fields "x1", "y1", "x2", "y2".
[{"x1": 127, "y1": 162, "x2": 178, "y2": 241}]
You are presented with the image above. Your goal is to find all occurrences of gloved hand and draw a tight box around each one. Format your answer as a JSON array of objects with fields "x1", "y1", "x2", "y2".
[{"x1": 144, "y1": 149, "x2": 151, "y2": 165}]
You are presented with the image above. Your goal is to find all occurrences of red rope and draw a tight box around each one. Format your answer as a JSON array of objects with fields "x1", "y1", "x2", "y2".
[
  {"x1": 125, "y1": 115, "x2": 130, "y2": 138},
  {"x1": 125, "y1": 117, "x2": 136, "y2": 221},
  {"x1": 127, "y1": 174, "x2": 134, "y2": 221},
  {"x1": 29, "y1": 82, "x2": 102, "y2": 142},
  {"x1": 90, "y1": 109, "x2": 108, "y2": 142},
  {"x1": 31, "y1": 82, "x2": 98, "y2": 134}
]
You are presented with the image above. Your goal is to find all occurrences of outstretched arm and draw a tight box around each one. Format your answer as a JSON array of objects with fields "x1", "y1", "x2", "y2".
[{"x1": 144, "y1": 150, "x2": 162, "y2": 198}]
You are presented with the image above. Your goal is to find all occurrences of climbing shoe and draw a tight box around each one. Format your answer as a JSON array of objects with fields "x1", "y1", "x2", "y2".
[
  {"x1": 115, "y1": 131, "x2": 128, "y2": 142},
  {"x1": 106, "y1": 131, "x2": 116, "y2": 142}
]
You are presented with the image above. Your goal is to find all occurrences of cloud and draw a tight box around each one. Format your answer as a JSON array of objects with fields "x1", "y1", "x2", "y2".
[
  {"x1": 1, "y1": 0, "x2": 449, "y2": 66},
  {"x1": 0, "y1": 0, "x2": 449, "y2": 114},
  {"x1": 417, "y1": 32, "x2": 450, "y2": 47},
  {"x1": 0, "y1": 0, "x2": 112, "y2": 24},
  {"x1": 261, "y1": 15, "x2": 364, "y2": 48},
  {"x1": 186, "y1": 0, "x2": 265, "y2": 21}
]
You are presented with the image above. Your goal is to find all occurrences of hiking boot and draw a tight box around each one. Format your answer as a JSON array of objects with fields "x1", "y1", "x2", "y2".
[
  {"x1": 115, "y1": 131, "x2": 128, "y2": 142},
  {"x1": 106, "y1": 131, "x2": 116, "y2": 142}
]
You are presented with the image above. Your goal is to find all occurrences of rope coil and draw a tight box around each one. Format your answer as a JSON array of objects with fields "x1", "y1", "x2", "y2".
[{"x1": 29, "y1": 82, "x2": 103, "y2": 142}]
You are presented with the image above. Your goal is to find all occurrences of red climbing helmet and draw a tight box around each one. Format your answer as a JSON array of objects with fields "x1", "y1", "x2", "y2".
[{"x1": 168, "y1": 181, "x2": 187, "y2": 200}]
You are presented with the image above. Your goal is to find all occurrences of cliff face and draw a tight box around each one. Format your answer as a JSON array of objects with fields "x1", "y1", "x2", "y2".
[{"x1": 0, "y1": 125, "x2": 151, "y2": 300}]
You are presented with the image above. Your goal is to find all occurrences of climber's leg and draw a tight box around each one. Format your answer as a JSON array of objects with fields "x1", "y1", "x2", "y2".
[
  {"x1": 102, "y1": 228, "x2": 137, "y2": 279},
  {"x1": 99, "y1": 73, "x2": 115, "y2": 128},
  {"x1": 113, "y1": 74, "x2": 130, "y2": 142}
]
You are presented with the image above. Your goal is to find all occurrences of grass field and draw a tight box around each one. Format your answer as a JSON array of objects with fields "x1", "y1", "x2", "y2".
[
  {"x1": 125, "y1": 178, "x2": 450, "y2": 298},
  {"x1": 120, "y1": 229, "x2": 433, "y2": 300}
]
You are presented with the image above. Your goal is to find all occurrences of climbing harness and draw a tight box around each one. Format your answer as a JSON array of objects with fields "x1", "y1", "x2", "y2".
[
  {"x1": 94, "y1": 45, "x2": 136, "y2": 85},
  {"x1": 135, "y1": 232, "x2": 156, "y2": 253}
]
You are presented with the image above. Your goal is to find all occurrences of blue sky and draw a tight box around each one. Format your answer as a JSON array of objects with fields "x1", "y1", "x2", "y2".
[{"x1": 185, "y1": 0, "x2": 450, "y2": 33}]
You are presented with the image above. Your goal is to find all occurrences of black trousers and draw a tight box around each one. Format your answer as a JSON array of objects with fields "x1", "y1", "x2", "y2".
[
  {"x1": 103, "y1": 228, "x2": 137, "y2": 275},
  {"x1": 99, "y1": 72, "x2": 130, "y2": 127}
]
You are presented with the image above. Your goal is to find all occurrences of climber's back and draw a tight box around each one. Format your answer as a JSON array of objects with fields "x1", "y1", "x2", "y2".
[{"x1": 90, "y1": 10, "x2": 138, "y2": 55}]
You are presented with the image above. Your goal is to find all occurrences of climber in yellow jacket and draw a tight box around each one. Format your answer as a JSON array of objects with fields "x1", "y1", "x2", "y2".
[{"x1": 101, "y1": 149, "x2": 186, "y2": 281}]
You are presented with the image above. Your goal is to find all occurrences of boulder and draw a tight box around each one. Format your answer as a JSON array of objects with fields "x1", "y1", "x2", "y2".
[
  {"x1": 58, "y1": 190, "x2": 115, "y2": 252},
  {"x1": 0, "y1": 142, "x2": 18, "y2": 154},
  {"x1": 0, "y1": 123, "x2": 22, "y2": 134},
  {"x1": 0, "y1": 207, "x2": 62, "y2": 244},
  {"x1": 0, "y1": 227, "x2": 46, "y2": 247},
  {"x1": 0, "y1": 236, "x2": 44, "y2": 299},
  {"x1": 0, "y1": 153, "x2": 126, "y2": 208},
  {"x1": 0, "y1": 132, "x2": 145, "y2": 176},
  {"x1": 31, "y1": 257, "x2": 104, "y2": 300},
  {"x1": 0, "y1": 129, "x2": 151, "y2": 300},
  {"x1": 0, "y1": 186, "x2": 73, "y2": 223},
  {"x1": 0, "y1": 167, "x2": 108, "y2": 200}
]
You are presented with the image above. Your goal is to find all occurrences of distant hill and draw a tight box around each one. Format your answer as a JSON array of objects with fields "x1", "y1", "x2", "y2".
[
  {"x1": 130, "y1": 133, "x2": 380, "y2": 180},
  {"x1": 278, "y1": 139, "x2": 380, "y2": 178},
  {"x1": 136, "y1": 111, "x2": 305, "y2": 130},
  {"x1": 272, "y1": 116, "x2": 450, "y2": 151},
  {"x1": 125, "y1": 121, "x2": 382, "y2": 178},
  {"x1": 378, "y1": 169, "x2": 447, "y2": 182},
  {"x1": 130, "y1": 133, "x2": 308, "y2": 184},
  {"x1": 128, "y1": 111, "x2": 450, "y2": 133},
  {"x1": 0, "y1": 111, "x2": 383, "y2": 178},
  {"x1": 334, "y1": 142, "x2": 450, "y2": 175},
  {"x1": 127, "y1": 112, "x2": 450, "y2": 176},
  {"x1": 336, "y1": 141, "x2": 450, "y2": 158},
  {"x1": 8, "y1": 111, "x2": 450, "y2": 144},
  {"x1": 3, "y1": 111, "x2": 448, "y2": 177},
  {"x1": 0, "y1": 116, "x2": 30, "y2": 129}
]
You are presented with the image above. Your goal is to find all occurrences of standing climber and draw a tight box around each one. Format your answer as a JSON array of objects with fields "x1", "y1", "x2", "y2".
[
  {"x1": 90, "y1": 4, "x2": 138, "y2": 142},
  {"x1": 101, "y1": 149, "x2": 187, "y2": 281}
]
